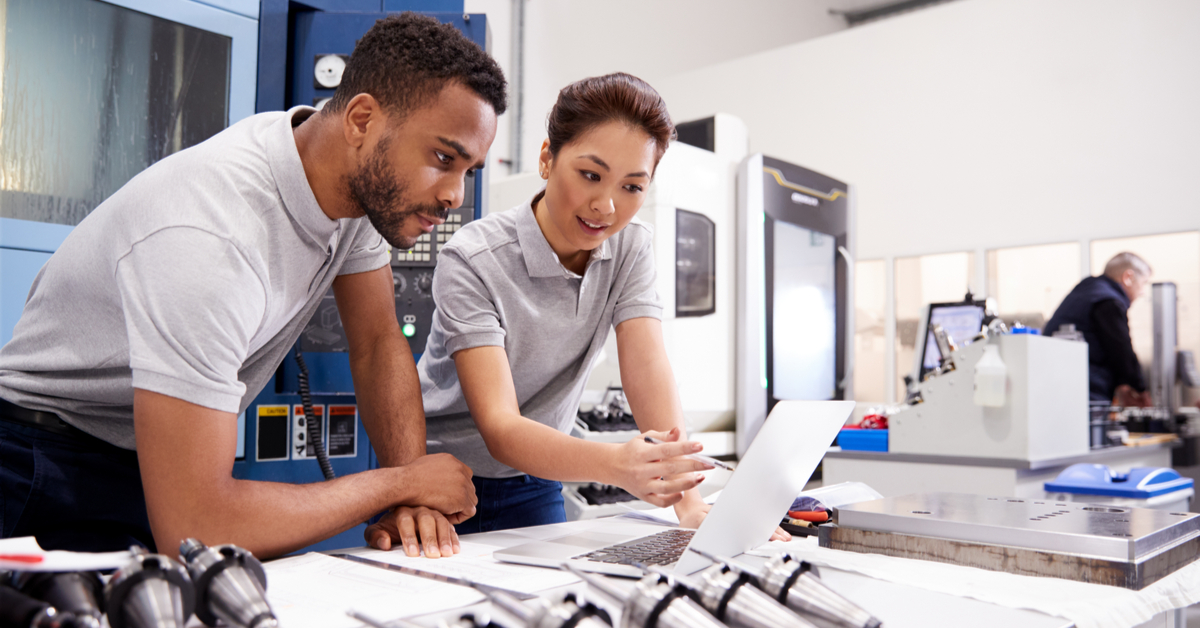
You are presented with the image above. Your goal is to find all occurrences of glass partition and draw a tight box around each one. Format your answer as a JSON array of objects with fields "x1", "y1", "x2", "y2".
[
  {"x1": 854, "y1": 259, "x2": 886, "y2": 402},
  {"x1": 893, "y1": 251, "x2": 975, "y2": 401},
  {"x1": 986, "y1": 241, "x2": 1081, "y2": 332}
]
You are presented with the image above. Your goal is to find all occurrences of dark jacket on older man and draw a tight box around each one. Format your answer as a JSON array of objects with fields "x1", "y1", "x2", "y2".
[{"x1": 1043, "y1": 275, "x2": 1146, "y2": 403}]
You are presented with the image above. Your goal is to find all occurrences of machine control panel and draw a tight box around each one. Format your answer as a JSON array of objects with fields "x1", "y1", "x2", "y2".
[{"x1": 390, "y1": 177, "x2": 476, "y2": 354}]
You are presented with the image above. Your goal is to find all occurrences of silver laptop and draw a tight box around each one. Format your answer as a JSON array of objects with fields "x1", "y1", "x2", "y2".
[{"x1": 494, "y1": 400, "x2": 853, "y2": 576}]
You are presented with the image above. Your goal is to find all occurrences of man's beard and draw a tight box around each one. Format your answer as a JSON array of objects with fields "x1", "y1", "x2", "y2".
[{"x1": 347, "y1": 138, "x2": 448, "y2": 250}]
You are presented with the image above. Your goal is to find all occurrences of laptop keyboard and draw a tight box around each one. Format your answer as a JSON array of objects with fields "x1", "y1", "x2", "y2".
[{"x1": 573, "y1": 528, "x2": 696, "y2": 566}]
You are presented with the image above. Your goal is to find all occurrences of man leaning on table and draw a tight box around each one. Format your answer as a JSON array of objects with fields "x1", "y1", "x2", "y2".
[{"x1": 0, "y1": 13, "x2": 504, "y2": 560}]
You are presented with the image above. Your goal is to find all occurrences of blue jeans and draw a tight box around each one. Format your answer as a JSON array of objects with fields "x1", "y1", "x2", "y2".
[
  {"x1": 0, "y1": 418, "x2": 154, "y2": 552},
  {"x1": 454, "y1": 474, "x2": 566, "y2": 535}
]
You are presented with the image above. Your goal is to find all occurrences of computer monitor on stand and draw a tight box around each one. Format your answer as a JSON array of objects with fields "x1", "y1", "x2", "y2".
[{"x1": 911, "y1": 298, "x2": 988, "y2": 384}]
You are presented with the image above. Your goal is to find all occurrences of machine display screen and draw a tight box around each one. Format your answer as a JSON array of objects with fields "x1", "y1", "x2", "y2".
[
  {"x1": 772, "y1": 220, "x2": 836, "y2": 400},
  {"x1": 922, "y1": 304, "x2": 986, "y2": 370}
]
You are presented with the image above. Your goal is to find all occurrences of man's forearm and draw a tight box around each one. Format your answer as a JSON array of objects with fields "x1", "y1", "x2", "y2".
[
  {"x1": 147, "y1": 466, "x2": 408, "y2": 559},
  {"x1": 134, "y1": 385, "x2": 476, "y2": 561},
  {"x1": 334, "y1": 267, "x2": 427, "y2": 467},
  {"x1": 350, "y1": 333, "x2": 426, "y2": 467}
]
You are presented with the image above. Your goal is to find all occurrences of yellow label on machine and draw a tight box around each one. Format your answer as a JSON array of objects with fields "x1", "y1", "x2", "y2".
[{"x1": 255, "y1": 405, "x2": 290, "y2": 462}]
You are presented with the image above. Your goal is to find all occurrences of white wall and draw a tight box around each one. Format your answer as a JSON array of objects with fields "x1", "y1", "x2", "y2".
[
  {"x1": 654, "y1": 0, "x2": 1200, "y2": 262},
  {"x1": 468, "y1": 0, "x2": 849, "y2": 179}
]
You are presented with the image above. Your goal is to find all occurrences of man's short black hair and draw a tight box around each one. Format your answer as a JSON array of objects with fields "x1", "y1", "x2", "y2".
[{"x1": 325, "y1": 12, "x2": 507, "y2": 118}]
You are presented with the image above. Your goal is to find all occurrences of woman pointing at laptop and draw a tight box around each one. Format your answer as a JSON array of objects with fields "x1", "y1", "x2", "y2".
[{"x1": 366, "y1": 73, "x2": 788, "y2": 555}]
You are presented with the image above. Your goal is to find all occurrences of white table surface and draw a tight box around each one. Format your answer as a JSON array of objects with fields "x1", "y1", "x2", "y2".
[{"x1": 282, "y1": 518, "x2": 1078, "y2": 628}]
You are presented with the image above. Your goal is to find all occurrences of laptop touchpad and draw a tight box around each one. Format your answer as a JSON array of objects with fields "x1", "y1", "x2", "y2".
[{"x1": 549, "y1": 532, "x2": 631, "y2": 548}]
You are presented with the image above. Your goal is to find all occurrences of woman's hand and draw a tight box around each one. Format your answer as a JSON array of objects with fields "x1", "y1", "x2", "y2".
[
  {"x1": 672, "y1": 488, "x2": 791, "y2": 542},
  {"x1": 674, "y1": 494, "x2": 710, "y2": 529},
  {"x1": 608, "y1": 427, "x2": 712, "y2": 507},
  {"x1": 769, "y1": 526, "x2": 792, "y2": 542}
]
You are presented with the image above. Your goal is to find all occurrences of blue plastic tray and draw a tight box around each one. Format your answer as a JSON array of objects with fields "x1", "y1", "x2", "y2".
[
  {"x1": 1045, "y1": 463, "x2": 1194, "y2": 498},
  {"x1": 838, "y1": 429, "x2": 888, "y2": 452}
]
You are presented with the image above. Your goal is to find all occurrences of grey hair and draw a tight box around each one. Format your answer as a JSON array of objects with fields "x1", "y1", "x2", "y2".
[{"x1": 1103, "y1": 251, "x2": 1152, "y2": 281}]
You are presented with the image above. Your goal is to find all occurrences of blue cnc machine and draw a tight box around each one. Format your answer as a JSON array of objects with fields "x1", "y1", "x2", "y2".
[{"x1": 0, "y1": 0, "x2": 491, "y2": 554}]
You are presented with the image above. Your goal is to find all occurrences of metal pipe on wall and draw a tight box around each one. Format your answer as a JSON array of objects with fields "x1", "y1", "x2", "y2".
[
  {"x1": 509, "y1": 0, "x2": 524, "y2": 173},
  {"x1": 1152, "y1": 282, "x2": 1178, "y2": 414}
]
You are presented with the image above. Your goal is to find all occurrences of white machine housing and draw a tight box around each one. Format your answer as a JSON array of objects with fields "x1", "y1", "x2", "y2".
[
  {"x1": 639, "y1": 118, "x2": 747, "y2": 439},
  {"x1": 889, "y1": 334, "x2": 1089, "y2": 461},
  {"x1": 735, "y1": 154, "x2": 856, "y2": 457}
]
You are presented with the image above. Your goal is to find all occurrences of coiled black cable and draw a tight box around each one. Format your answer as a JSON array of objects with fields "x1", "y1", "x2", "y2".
[{"x1": 294, "y1": 348, "x2": 335, "y2": 480}]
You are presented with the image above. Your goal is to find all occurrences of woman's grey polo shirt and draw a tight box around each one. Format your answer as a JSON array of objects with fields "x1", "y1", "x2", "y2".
[{"x1": 418, "y1": 197, "x2": 662, "y2": 478}]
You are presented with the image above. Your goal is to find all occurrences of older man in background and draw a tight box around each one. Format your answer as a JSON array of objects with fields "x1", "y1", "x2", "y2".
[{"x1": 1044, "y1": 252, "x2": 1153, "y2": 407}]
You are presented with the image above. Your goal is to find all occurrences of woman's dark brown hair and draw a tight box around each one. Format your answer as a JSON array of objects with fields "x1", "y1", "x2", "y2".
[{"x1": 546, "y1": 72, "x2": 675, "y2": 169}]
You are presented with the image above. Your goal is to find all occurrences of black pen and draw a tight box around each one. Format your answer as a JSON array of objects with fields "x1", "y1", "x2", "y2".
[{"x1": 644, "y1": 436, "x2": 735, "y2": 470}]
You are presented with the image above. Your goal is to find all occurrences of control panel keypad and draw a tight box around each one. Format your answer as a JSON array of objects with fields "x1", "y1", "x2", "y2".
[
  {"x1": 392, "y1": 213, "x2": 464, "y2": 265},
  {"x1": 391, "y1": 207, "x2": 473, "y2": 355}
]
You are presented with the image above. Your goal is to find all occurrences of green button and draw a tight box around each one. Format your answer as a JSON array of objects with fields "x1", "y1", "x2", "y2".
[{"x1": 402, "y1": 323, "x2": 416, "y2": 337}]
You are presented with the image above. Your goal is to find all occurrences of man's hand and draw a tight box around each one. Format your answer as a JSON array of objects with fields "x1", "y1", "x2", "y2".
[
  {"x1": 609, "y1": 428, "x2": 711, "y2": 508},
  {"x1": 397, "y1": 453, "x2": 478, "y2": 519},
  {"x1": 363, "y1": 454, "x2": 476, "y2": 559},
  {"x1": 1114, "y1": 384, "x2": 1151, "y2": 408},
  {"x1": 365, "y1": 506, "x2": 461, "y2": 558}
]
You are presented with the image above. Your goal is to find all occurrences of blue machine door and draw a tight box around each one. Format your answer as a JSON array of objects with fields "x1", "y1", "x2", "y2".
[{"x1": 0, "y1": 0, "x2": 254, "y2": 344}]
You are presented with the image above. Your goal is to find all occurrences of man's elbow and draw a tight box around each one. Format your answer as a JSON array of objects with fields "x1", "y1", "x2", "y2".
[
  {"x1": 145, "y1": 477, "x2": 243, "y2": 556},
  {"x1": 348, "y1": 324, "x2": 409, "y2": 364}
]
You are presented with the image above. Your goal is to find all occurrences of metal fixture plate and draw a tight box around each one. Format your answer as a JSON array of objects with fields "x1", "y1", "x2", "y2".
[{"x1": 820, "y1": 492, "x2": 1200, "y2": 589}]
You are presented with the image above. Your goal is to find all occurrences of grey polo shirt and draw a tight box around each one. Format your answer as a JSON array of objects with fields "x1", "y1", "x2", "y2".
[
  {"x1": 0, "y1": 107, "x2": 388, "y2": 449},
  {"x1": 418, "y1": 196, "x2": 662, "y2": 478}
]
